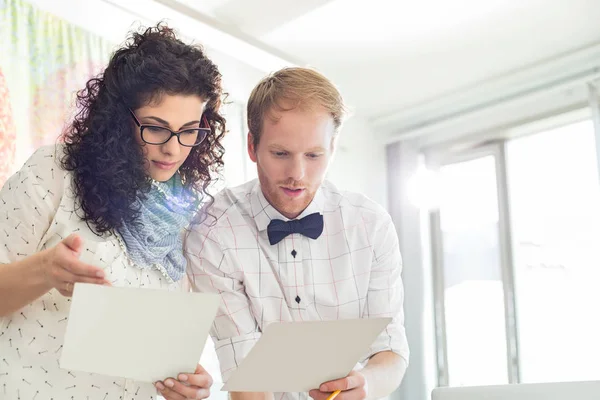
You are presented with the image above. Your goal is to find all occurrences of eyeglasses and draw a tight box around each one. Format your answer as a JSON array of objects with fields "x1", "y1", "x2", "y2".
[{"x1": 129, "y1": 109, "x2": 211, "y2": 147}]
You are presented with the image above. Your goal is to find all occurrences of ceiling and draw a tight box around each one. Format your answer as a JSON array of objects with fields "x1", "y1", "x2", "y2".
[
  {"x1": 126, "y1": 0, "x2": 600, "y2": 124},
  {"x1": 166, "y1": 0, "x2": 600, "y2": 122}
]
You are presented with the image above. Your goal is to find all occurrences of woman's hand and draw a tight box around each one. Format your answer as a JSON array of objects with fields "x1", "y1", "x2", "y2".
[
  {"x1": 42, "y1": 234, "x2": 110, "y2": 296},
  {"x1": 155, "y1": 364, "x2": 213, "y2": 400}
]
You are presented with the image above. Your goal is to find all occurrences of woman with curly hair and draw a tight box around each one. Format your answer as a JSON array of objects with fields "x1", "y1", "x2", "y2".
[{"x1": 0, "y1": 24, "x2": 224, "y2": 400}]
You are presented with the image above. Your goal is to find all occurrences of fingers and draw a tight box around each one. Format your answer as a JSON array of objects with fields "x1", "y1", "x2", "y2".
[
  {"x1": 164, "y1": 378, "x2": 211, "y2": 399},
  {"x1": 51, "y1": 267, "x2": 107, "y2": 288},
  {"x1": 193, "y1": 363, "x2": 209, "y2": 375},
  {"x1": 155, "y1": 364, "x2": 213, "y2": 400},
  {"x1": 320, "y1": 373, "x2": 364, "y2": 392},
  {"x1": 313, "y1": 372, "x2": 366, "y2": 400},
  {"x1": 57, "y1": 278, "x2": 110, "y2": 298},
  {"x1": 155, "y1": 382, "x2": 187, "y2": 400},
  {"x1": 62, "y1": 253, "x2": 105, "y2": 279},
  {"x1": 156, "y1": 380, "x2": 210, "y2": 400},
  {"x1": 156, "y1": 365, "x2": 212, "y2": 400},
  {"x1": 309, "y1": 388, "x2": 366, "y2": 400},
  {"x1": 46, "y1": 235, "x2": 111, "y2": 296},
  {"x1": 62, "y1": 234, "x2": 83, "y2": 255},
  {"x1": 309, "y1": 390, "x2": 330, "y2": 400},
  {"x1": 179, "y1": 369, "x2": 213, "y2": 389},
  {"x1": 73, "y1": 276, "x2": 110, "y2": 286},
  {"x1": 54, "y1": 235, "x2": 104, "y2": 279}
]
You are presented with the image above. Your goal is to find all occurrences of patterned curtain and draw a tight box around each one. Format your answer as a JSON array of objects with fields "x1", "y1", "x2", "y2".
[
  {"x1": 0, "y1": 69, "x2": 15, "y2": 185},
  {"x1": 0, "y1": 0, "x2": 113, "y2": 186}
]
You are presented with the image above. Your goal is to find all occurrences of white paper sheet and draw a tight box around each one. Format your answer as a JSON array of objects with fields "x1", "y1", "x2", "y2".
[
  {"x1": 222, "y1": 317, "x2": 392, "y2": 393},
  {"x1": 60, "y1": 283, "x2": 219, "y2": 383}
]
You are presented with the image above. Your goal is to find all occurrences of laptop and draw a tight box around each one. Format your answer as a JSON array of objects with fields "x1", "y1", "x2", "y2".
[{"x1": 432, "y1": 380, "x2": 600, "y2": 400}]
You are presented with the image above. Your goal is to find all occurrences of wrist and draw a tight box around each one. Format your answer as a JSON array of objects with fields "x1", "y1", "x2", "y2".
[
  {"x1": 32, "y1": 248, "x2": 53, "y2": 290},
  {"x1": 360, "y1": 369, "x2": 372, "y2": 400}
]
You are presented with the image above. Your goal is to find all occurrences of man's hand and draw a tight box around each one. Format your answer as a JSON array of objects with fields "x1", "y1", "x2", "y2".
[
  {"x1": 309, "y1": 370, "x2": 368, "y2": 400},
  {"x1": 155, "y1": 364, "x2": 213, "y2": 400}
]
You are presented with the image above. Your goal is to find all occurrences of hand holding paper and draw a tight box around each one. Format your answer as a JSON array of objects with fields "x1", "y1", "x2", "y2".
[
  {"x1": 309, "y1": 371, "x2": 367, "y2": 400},
  {"x1": 156, "y1": 363, "x2": 213, "y2": 400}
]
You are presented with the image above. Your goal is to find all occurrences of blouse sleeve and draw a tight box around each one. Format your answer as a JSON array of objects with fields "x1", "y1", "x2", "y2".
[{"x1": 0, "y1": 146, "x2": 66, "y2": 264}]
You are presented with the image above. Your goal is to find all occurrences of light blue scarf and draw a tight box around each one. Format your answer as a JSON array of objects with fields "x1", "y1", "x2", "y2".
[{"x1": 117, "y1": 175, "x2": 200, "y2": 282}]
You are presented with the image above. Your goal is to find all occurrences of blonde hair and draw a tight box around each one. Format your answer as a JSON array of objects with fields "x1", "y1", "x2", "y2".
[{"x1": 247, "y1": 67, "x2": 348, "y2": 147}]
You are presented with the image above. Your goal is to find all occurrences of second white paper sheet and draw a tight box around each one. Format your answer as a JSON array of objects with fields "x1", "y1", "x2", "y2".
[{"x1": 222, "y1": 317, "x2": 391, "y2": 393}]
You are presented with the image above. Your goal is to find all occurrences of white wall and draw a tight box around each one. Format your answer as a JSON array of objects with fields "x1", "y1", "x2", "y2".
[
  {"x1": 327, "y1": 116, "x2": 388, "y2": 208},
  {"x1": 386, "y1": 141, "x2": 438, "y2": 400}
]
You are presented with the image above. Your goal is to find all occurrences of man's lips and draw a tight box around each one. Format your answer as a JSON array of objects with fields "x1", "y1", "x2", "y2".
[{"x1": 281, "y1": 187, "x2": 305, "y2": 197}]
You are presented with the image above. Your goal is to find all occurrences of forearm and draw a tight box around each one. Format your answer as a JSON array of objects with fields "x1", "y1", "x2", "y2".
[
  {"x1": 0, "y1": 251, "x2": 52, "y2": 317},
  {"x1": 362, "y1": 351, "x2": 408, "y2": 400},
  {"x1": 230, "y1": 392, "x2": 274, "y2": 400}
]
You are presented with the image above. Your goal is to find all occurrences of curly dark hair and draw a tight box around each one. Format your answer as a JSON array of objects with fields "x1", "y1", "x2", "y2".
[{"x1": 60, "y1": 24, "x2": 226, "y2": 235}]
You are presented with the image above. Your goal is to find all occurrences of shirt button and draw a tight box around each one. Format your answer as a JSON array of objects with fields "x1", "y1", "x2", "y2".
[
  {"x1": 295, "y1": 295, "x2": 301, "y2": 304},
  {"x1": 291, "y1": 250, "x2": 297, "y2": 258}
]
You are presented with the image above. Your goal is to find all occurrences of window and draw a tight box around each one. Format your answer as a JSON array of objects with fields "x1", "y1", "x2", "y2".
[
  {"x1": 430, "y1": 117, "x2": 600, "y2": 387},
  {"x1": 507, "y1": 120, "x2": 600, "y2": 383},
  {"x1": 435, "y1": 155, "x2": 509, "y2": 386}
]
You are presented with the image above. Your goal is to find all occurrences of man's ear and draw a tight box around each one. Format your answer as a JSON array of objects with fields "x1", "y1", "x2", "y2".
[{"x1": 247, "y1": 132, "x2": 257, "y2": 163}]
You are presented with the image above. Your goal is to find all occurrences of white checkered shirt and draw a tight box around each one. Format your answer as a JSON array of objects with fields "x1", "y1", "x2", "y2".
[{"x1": 186, "y1": 179, "x2": 409, "y2": 400}]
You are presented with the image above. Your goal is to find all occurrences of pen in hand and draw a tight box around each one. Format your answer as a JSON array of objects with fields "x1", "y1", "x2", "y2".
[{"x1": 325, "y1": 390, "x2": 341, "y2": 400}]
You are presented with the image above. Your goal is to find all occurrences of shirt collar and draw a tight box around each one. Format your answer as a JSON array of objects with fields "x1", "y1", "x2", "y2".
[{"x1": 250, "y1": 181, "x2": 325, "y2": 232}]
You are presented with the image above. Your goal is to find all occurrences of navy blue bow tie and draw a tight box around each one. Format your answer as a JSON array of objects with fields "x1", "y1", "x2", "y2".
[{"x1": 267, "y1": 212, "x2": 324, "y2": 245}]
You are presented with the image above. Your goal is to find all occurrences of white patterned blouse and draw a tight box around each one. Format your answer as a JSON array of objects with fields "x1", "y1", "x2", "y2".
[{"x1": 0, "y1": 145, "x2": 186, "y2": 400}]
